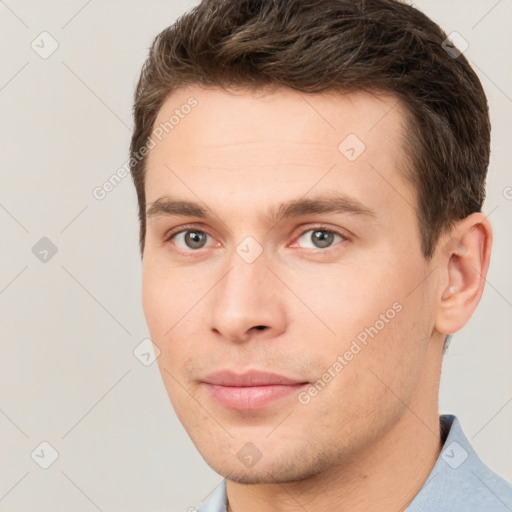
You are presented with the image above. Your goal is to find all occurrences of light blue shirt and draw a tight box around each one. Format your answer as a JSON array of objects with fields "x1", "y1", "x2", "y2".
[{"x1": 197, "y1": 415, "x2": 512, "y2": 511}]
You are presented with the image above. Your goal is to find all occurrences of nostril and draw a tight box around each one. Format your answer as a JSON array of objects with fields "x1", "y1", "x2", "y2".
[{"x1": 254, "y1": 325, "x2": 267, "y2": 331}]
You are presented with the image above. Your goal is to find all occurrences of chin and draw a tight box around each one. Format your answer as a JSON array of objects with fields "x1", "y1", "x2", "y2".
[{"x1": 204, "y1": 447, "x2": 337, "y2": 485}]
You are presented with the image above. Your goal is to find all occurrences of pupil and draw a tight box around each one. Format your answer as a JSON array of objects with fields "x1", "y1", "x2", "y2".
[
  {"x1": 312, "y1": 230, "x2": 333, "y2": 248},
  {"x1": 185, "y1": 231, "x2": 206, "y2": 248}
]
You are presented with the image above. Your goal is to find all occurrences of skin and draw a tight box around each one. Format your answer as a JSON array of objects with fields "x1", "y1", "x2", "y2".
[{"x1": 141, "y1": 85, "x2": 492, "y2": 511}]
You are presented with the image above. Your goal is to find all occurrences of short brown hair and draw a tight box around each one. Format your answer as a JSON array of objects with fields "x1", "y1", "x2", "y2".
[{"x1": 130, "y1": 0, "x2": 490, "y2": 258}]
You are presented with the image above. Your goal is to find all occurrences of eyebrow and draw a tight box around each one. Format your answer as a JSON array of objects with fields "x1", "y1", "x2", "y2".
[{"x1": 146, "y1": 193, "x2": 376, "y2": 223}]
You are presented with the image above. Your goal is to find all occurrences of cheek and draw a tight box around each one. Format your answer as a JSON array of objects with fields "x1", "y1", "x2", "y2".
[
  {"x1": 141, "y1": 256, "x2": 215, "y2": 381},
  {"x1": 141, "y1": 263, "x2": 168, "y2": 337},
  {"x1": 285, "y1": 257, "x2": 432, "y2": 390},
  {"x1": 300, "y1": 306, "x2": 428, "y2": 444},
  {"x1": 141, "y1": 254, "x2": 201, "y2": 337},
  {"x1": 278, "y1": 258, "x2": 405, "y2": 345},
  {"x1": 141, "y1": 261, "x2": 194, "y2": 403}
]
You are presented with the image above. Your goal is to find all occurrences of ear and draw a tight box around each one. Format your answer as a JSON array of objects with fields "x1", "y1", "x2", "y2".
[{"x1": 434, "y1": 212, "x2": 492, "y2": 335}]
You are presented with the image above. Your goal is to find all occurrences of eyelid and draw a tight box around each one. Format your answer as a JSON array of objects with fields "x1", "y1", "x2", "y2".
[
  {"x1": 163, "y1": 222, "x2": 351, "y2": 250},
  {"x1": 165, "y1": 224, "x2": 220, "y2": 251},
  {"x1": 289, "y1": 224, "x2": 351, "y2": 248},
  {"x1": 165, "y1": 223, "x2": 214, "y2": 241}
]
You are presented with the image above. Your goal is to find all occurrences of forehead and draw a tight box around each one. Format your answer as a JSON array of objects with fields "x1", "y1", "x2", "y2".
[
  {"x1": 150, "y1": 84, "x2": 408, "y2": 152},
  {"x1": 144, "y1": 85, "x2": 414, "y2": 220}
]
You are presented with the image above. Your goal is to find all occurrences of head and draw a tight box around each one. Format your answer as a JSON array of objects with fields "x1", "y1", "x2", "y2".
[{"x1": 131, "y1": 0, "x2": 492, "y2": 484}]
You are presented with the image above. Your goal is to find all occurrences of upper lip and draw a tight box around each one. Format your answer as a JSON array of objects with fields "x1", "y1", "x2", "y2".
[{"x1": 201, "y1": 370, "x2": 308, "y2": 387}]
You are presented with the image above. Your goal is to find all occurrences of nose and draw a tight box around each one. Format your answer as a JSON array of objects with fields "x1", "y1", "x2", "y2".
[{"x1": 208, "y1": 252, "x2": 287, "y2": 344}]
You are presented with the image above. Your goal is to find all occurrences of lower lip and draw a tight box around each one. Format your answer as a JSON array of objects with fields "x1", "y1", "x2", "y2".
[{"x1": 203, "y1": 383, "x2": 308, "y2": 410}]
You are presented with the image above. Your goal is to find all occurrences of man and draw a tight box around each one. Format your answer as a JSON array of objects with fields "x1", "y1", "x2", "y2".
[{"x1": 129, "y1": 0, "x2": 512, "y2": 510}]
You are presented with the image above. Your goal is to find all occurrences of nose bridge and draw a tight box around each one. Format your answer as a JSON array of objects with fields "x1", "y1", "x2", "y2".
[
  {"x1": 217, "y1": 251, "x2": 271, "y2": 318},
  {"x1": 208, "y1": 247, "x2": 286, "y2": 341}
]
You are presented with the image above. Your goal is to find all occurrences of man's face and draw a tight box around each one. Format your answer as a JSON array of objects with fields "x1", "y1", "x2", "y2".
[{"x1": 142, "y1": 85, "x2": 442, "y2": 483}]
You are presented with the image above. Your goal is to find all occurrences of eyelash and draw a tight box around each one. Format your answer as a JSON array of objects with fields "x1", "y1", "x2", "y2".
[{"x1": 164, "y1": 224, "x2": 349, "y2": 252}]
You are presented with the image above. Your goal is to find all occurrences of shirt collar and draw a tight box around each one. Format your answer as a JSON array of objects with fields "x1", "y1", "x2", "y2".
[{"x1": 406, "y1": 414, "x2": 512, "y2": 510}]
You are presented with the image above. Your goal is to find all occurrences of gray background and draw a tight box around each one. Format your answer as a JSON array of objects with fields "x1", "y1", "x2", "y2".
[{"x1": 0, "y1": 1, "x2": 511, "y2": 510}]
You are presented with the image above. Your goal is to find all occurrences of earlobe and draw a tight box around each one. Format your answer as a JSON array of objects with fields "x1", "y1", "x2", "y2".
[{"x1": 435, "y1": 213, "x2": 492, "y2": 335}]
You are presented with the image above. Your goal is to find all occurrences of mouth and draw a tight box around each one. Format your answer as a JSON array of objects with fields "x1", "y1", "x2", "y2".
[{"x1": 200, "y1": 370, "x2": 309, "y2": 410}]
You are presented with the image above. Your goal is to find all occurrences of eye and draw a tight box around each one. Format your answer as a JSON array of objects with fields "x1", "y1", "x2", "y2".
[
  {"x1": 296, "y1": 228, "x2": 345, "y2": 249},
  {"x1": 171, "y1": 229, "x2": 212, "y2": 250}
]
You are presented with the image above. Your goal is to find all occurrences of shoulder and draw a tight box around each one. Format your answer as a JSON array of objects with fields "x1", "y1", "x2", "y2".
[{"x1": 407, "y1": 415, "x2": 512, "y2": 512}]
